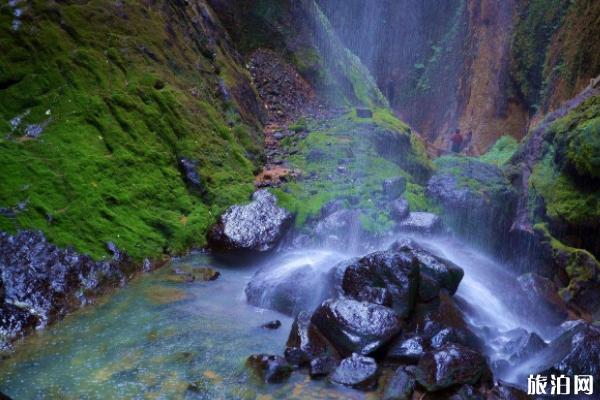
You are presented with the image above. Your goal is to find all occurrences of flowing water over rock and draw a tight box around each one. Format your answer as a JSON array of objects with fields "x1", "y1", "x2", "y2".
[{"x1": 0, "y1": 232, "x2": 578, "y2": 398}]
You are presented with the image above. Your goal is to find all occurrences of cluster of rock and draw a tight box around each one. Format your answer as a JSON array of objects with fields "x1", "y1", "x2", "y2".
[
  {"x1": 246, "y1": 239, "x2": 524, "y2": 397},
  {"x1": 0, "y1": 231, "x2": 140, "y2": 351}
]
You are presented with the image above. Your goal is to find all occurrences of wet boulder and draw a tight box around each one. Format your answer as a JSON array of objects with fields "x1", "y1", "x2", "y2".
[
  {"x1": 311, "y1": 298, "x2": 403, "y2": 357},
  {"x1": 0, "y1": 303, "x2": 38, "y2": 346},
  {"x1": 285, "y1": 311, "x2": 338, "y2": 366},
  {"x1": 382, "y1": 177, "x2": 407, "y2": 200},
  {"x1": 390, "y1": 197, "x2": 410, "y2": 221},
  {"x1": 397, "y1": 212, "x2": 443, "y2": 235},
  {"x1": 449, "y1": 385, "x2": 484, "y2": 400},
  {"x1": 342, "y1": 250, "x2": 420, "y2": 317},
  {"x1": 382, "y1": 367, "x2": 415, "y2": 400},
  {"x1": 390, "y1": 239, "x2": 464, "y2": 295},
  {"x1": 414, "y1": 344, "x2": 489, "y2": 392},
  {"x1": 208, "y1": 190, "x2": 292, "y2": 252},
  {"x1": 329, "y1": 353, "x2": 379, "y2": 390},
  {"x1": 385, "y1": 335, "x2": 425, "y2": 364},
  {"x1": 261, "y1": 320, "x2": 281, "y2": 330},
  {"x1": 531, "y1": 321, "x2": 600, "y2": 377},
  {"x1": 246, "y1": 354, "x2": 292, "y2": 383},
  {"x1": 314, "y1": 208, "x2": 366, "y2": 248}
]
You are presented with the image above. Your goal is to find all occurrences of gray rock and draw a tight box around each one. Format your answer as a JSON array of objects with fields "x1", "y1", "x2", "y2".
[
  {"x1": 208, "y1": 190, "x2": 292, "y2": 252},
  {"x1": 397, "y1": 212, "x2": 443, "y2": 235},
  {"x1": 246, "y1": 354, "x2": 292, "y2": 383}
]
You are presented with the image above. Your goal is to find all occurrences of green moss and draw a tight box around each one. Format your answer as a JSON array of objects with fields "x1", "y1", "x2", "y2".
[
  {"x1": 479, "y1": 136, "x2": 519, "y2": 166},
  {"x1": 274, "y1": 112, "x2": 431, "y2": 232},
  {"x1": 0, "y1": 1, "x2": 260, "y2": 259}
]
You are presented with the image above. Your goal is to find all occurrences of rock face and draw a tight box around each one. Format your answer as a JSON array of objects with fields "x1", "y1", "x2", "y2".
[
  {"x1": 329, "y1": 353, "x2": 379, "y2": 390},
  {"x1": 311, "y1": 298, "x2": 402, "y2": 357},
  {"x1": 246, "y1": 354, "x2": 292, "y2": 383},
  {"x1": 414, "y1": 344, "x2": 489, "y2": 392},
  {"x1": 342, "y1": 250, "x2": 419, "y2": 317},
  {"x1": 397, "y1": 212, "x2": 443, "y2": 235},
  {"x1": 0, "y1": 231, "x2": 132, "y2": 349},
  {"x1": 208, "y1": 190, "x2": 292, "y2": 252},
  {"x1": 517, "y1": 273, "x2": 568, "y2": 325}
]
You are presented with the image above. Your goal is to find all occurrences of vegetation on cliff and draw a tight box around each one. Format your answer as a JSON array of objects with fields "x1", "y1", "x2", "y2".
[{"x1": 0, "y1": 1, "x2": 263, "y2": 259}]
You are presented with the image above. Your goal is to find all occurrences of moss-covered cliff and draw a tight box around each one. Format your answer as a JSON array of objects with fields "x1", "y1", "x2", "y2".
[{"x1": 0, "y1": 1, "x2": 266, "y2": 259}]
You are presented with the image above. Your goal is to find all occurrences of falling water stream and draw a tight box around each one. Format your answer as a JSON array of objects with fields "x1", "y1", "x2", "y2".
[{"x1": 0, "y1": 233, "x2": 562, "y2": 398}]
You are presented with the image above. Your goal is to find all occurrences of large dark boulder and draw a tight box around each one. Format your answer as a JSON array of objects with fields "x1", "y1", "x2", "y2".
[
  {"x1": 285, "y1": 311, "x2": 338, "y2": 366},
  {"x1": 414, "y1": 344, "x2": 489, "y2": 392},
  {"x1": 427, "y1": 157, "x2": 517, "y2": 252},
  {"x1": 246, "y1": 354, "x2": 292, "y2": 383},
  {"x1": 329, "y1": 353, "x2": 379, "y2": 390},
  {"x1": 311, "y1": 298, "x2": 403, "y2": 357},
  {"x1": 390, "y1": 239, "x2": 464, "y2": 295},
  {"x1": 208, "y1": 190, "x2": 292, "y2": 252},
  {"x1": 342, "y1": 250, "x2": 420, "y2": 317},
  {"x1": 530, "y1": 321, "x2": 600, "y2": 377},
  {"x1": 397, "y1": 212, "x2": 443, "y2": 235},
  {"x1": 487, "y1": 381, "x2": 528, "y2": 400}
]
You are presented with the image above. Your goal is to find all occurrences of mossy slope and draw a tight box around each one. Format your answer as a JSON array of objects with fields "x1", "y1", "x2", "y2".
[{"x1": 0, "y1": 1, "x2": 263, "y2": 259}]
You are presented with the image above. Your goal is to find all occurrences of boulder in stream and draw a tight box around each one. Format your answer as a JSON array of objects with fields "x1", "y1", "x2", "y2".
[
  {"x1": 329, "y1": 353, "x2": 379, "y2": 390},
  {"x1": 311, "y1": 298, "x2": 402, "y2": 357},
  {"x1": 207, "y1": 190, "x2": 292, "y2": 252},
  {"x1": 342, "y1": 250, "x2": 420, "y2": 317},
  {"x1": 285, "y1": 311, "x2": 338, "y2": 366}
]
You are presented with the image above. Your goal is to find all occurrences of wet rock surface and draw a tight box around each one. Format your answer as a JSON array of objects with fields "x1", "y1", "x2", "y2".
[
  {"x1": 311, "y1": 298, "x2": 403, "y2": 357},
  {"x1": 208, "y1": 190, "x2": 292, "y2": 252},
  {"x1": 329, "y1": 353, "x2": 379, "y2": 390},
  {"x1": 414, "y1": 344, "x2": 489, "y2": 392},
  {"x1": 0, "y1": 231, "x2": 132, "y2": 349},
  {"x1": 342, "y1": 250, "x2": 419, "y2": 317},
  {"x1": 390, "y1": 198, "x2": 410, "y2": 221}
]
